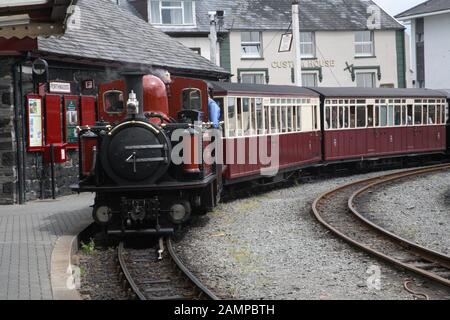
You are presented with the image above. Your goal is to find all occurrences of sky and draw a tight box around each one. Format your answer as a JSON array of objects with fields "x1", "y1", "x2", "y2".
[{"x1": 372, "y1": 0, "x2": 427, "y2": 16}]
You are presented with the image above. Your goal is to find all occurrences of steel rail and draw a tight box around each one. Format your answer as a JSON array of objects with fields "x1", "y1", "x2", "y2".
[
  {"x1": 117, "y1": 241, "x2": 147, "y2": 300},
  {"x1": 312, "y1": 163, "x2": 450, "y2": 288},
  {"x1": 117, "y1": 240, "x2": 219, "y2": 300},
  {"x1": 166, "y1": 237, "x2": 219, "y2": 300}
]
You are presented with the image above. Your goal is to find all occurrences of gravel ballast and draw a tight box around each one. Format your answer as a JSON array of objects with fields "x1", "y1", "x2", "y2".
[
  {"x1": 174, "y1": 169, "x2": 450, "y2": 300},
  {"x1": 357, "y1": 170, "x2": 450, "y2": 256}
]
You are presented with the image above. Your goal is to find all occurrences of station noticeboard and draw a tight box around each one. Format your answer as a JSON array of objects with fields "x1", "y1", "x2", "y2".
[
  {"x1": 26, "y1": 94, "x2": 44, "y2": 152},
  {"x1": 63, "y1": 96, "x2": 79, "y2": 148}
]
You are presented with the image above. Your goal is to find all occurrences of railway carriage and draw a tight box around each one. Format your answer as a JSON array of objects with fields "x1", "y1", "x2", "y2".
[
  {"x1": 311, "y1": 88, "x2": 448, "y2": 162},
  {"x1": 211, "y1": 82, "x2": 322, "y2": 184}
]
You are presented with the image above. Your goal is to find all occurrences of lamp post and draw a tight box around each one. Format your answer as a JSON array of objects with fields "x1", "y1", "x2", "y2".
[{"x1": 292, "y1": 0, "x2": 302, "y2": 86}]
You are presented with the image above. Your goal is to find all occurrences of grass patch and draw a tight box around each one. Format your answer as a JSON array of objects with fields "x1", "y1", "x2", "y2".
[{"x1": 80, "y1": 239, "x2": 96, "y2": 255}]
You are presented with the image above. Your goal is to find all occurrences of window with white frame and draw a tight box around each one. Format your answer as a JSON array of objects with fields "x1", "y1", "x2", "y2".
[
  {"x1": 224, "y1": 97, "x2": 320, "y2": 138},
  {"x1": 356, "y1": 72, "x2": 375, "y2": 88},
  {"x1": 302, "y1": 73, "x2": 318, "y2": 87},
  {"x1": 300, "y1": 32, "x2": 315, "y2": 58},
  {"x1": 240, "y1": 72, "x2": 266, "y2": 84},
  {"x1": 149, "y1": 1, "x2": 195, "y2": 26},
  {"x1": 355, "y1": 31, "x2": 374, "y2": 57},
  {"x1": 241, "y1": 32, "x2": 262, "y2": 58}
]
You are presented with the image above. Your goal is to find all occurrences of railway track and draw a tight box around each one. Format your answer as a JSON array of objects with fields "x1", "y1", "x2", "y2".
[
  {"x1": 312, "y1": 164, "x2": 450, "y2": 288},
  {"x1": 117, "y1": 238, "x2": 219, "y2": 300}
]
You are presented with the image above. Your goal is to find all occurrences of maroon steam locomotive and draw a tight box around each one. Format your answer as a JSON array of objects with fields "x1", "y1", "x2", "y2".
[{"x1": 72, "y1": 73, "x2": 449, "y2": 234}]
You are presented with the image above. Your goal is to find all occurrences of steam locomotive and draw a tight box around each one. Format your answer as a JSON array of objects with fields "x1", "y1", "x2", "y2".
[{"x1": 74, "y1": 73, "x2": 221, "y2": 235}]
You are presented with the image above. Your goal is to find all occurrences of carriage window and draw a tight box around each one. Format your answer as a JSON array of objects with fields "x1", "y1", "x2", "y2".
[
  {"x1": 422, "y1": 105, "x2": 427, "y2": 125},
  {"x1": 436, "y1": 105, "x2": 441, "y2": 124},
  {"x1": 182, "y1": 88, "x2": 202, "y2": 110},
  {"x1": 227, "y1": 97, "x2": 237, "y2": 137},
  {"x1": 325, "y1": 106, "x2": 331, "y2": 129},
  {"x1": 394, "y1": 106, "x2": 402, "y2": 126},
  {"x1": 331, "y1": 107, "x2": 338, "y2": 129},
  {"x1": 442, "y1": 104, "x2": 447, "y2": 124},
  {"x1": 338, "y1": 107, "x2": 344, "y2": 129},
  {"x1": 414, "y1": 105, "x2": 422, "y2": 125},
  {"x1": 349, "y1": 106, "x2": 356, "y2": 128},
  {"x1": 249, "y1": 98, "x2": 257, "y2": 135},
  {"x1": 279, "y1": 107, "x2": 287, "y2": 133},
  {"x1": 270, "y1": 106, "x2": 278, "y2": 133},
  {"x1": 367, "y1": 105, "x2": 374, "y2": 127},
  {"x1": 379, "y1": 105, "x2": 388, "y2": 127},
  {"x1": 103, "y1": 90, "x2": 124, "y2": 113},
  {"x1": 388, "y1": 106, "x2": 394, "y2": 126},
  {"x1": 343, "y1": 106, "x2": 350, "y2": 128},
  {"x1": 375, "y1": 106, "x2": 380, "y2": 127},
  {"x1": 407, "y1": 105, "x2": 413, "y2": 125},
  {"x1": 240, "y1": 98, "x2": 251, "y2": 135},
  {"x1": 255, "y1": 98, "x2": 264, "y2": 134},
  {"x1": 428, "y1": 105, "x2": 436, "y2": 124},
  {"x1": 287, "y1": 106, "x2": 293, "y2": 132},
  {"x1": 297, "y1": 106, "x2": 302, "y2": 131},
  {"x1": 313, "y1": 105, "x2": 318, "y2": 130},
  {"x1": 264, "y1": 105, "x2": 270, "y2": 134},
  {"x1": 401, "y1": 105, "x2": 407, "y2": 125},
  {"x1": 356, "y1": 106, "x2": 366, "y2": 128}
]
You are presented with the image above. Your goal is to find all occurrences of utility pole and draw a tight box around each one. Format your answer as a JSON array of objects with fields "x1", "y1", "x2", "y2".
[
  {"x1": 209, "y1": 11, "x2": 218, "y2": 66},
  {"x1": 292, "y1": 0, "x2": 302, "y2": 86}
]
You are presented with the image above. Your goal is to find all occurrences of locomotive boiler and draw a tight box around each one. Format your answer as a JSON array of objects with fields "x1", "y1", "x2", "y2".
[{"x1": 73, "y1": 73, "x2": 221, "y2": 234}]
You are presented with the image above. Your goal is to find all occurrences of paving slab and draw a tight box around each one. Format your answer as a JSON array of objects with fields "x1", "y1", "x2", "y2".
[{"x1": 0, "y1": 193, "x2": 94, "y2": 300}]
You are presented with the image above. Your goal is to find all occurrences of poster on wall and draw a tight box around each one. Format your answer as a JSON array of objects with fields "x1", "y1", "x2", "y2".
[
  {"x1": 27, "y1": 95, "x2": 44, "y2": 152},
  {"x1": 64, "y1": 96, "x2": 79, "y2": 147}
]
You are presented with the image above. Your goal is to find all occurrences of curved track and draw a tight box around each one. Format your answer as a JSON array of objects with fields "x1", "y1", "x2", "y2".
[
  {"x1": 117, "y1": 239, "x2": 219, "y2": 300},
  {"x1": 312, "y1": 164, "x2": 450, "y2": 288}
]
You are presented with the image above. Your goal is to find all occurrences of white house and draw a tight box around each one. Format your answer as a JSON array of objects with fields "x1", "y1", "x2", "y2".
[
  {"x1": 396, "y1": 0, "x2": 450, "y2": 89},
  {"x1": 123, "y1": 0, "x2": 412, "y2": 88}
]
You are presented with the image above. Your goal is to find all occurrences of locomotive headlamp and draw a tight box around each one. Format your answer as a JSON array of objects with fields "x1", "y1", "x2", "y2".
[
  {"x1": 127, "y1": 90, "x2": 139, "y2": 115},
  {"x1": 169, "y1": 202, "x2": 191, "y2": 224},
  {"x1": 93, "y1": 206, "x2": 112, "y2": 225}
]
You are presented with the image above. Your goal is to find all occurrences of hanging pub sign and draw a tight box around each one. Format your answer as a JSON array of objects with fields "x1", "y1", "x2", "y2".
[
  {"x1": 26, "y1": 94, "x2": 44, "y2": 152},
  {"x1": 49, "y1": 81, "x2": 72, "y2": 94},
  {"x1": 63, "y1": 96, "x2": 79, "y2": 148},
  {"x1": 279, "y1": 33, "x2": 293, "y2": 53}
]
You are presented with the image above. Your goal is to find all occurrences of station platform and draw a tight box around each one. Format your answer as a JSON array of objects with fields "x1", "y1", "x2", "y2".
[{"x1": 0, "y1": 193, "x2": 93, "y2": 300}]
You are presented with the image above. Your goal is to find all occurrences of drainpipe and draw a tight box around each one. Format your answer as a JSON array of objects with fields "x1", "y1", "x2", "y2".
[{"x1": 12, "y1": 55, "x2": 28, "y2": 204}]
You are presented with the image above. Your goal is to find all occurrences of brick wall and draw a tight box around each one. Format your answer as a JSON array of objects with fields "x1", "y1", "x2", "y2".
[{"x1": 0, "y1": 58, "x2": 17, "y2": 204}]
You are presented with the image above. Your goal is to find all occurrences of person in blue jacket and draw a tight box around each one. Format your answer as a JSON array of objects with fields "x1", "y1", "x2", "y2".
[{"x1": 207, "y1": 84, "x2": 221, "y2": 129}]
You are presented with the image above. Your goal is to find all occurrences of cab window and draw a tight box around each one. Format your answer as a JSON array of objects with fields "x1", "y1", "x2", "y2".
[
  {"x1": 104, "y1": 90, "x2": 124, "y2": 114},
  {"x1": 182, "y1": 88, "x2": 202, "y2": 110}
]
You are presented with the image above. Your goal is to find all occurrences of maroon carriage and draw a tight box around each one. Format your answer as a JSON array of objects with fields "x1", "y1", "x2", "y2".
[
  {"x1": 311, "y1": 87, "x2": 448, "y2": 162},
  {"x1": 211, "y1": 82, "x2": 322, "y2": 184}
]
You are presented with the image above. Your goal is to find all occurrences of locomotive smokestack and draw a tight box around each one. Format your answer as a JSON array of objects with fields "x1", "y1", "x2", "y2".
[{"x1": 123, "y1": 72, "x2": 145, "y2": 117}]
